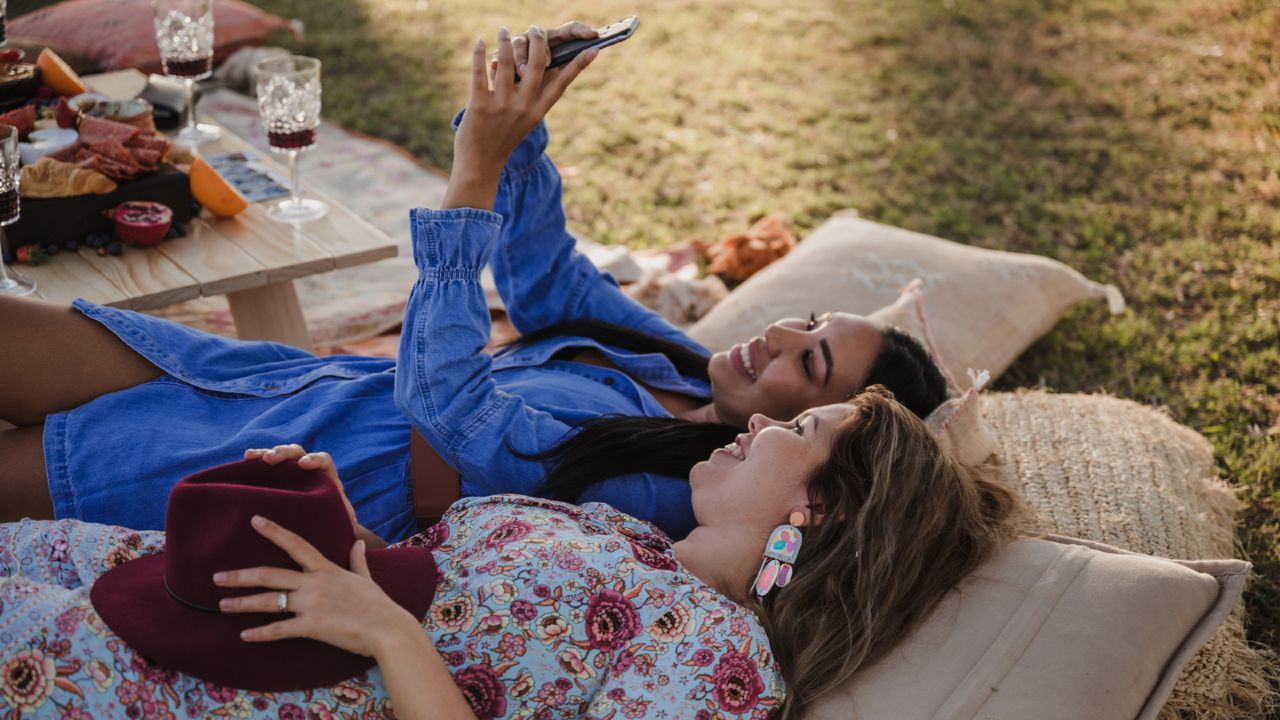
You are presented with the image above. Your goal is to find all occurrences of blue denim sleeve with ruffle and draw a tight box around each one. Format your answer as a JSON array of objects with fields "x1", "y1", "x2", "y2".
[
  {"x1": 453, "y1": 110, "x2": 708, "y2": 356},
  {"x1": 393, "y1": 206, "x2": 576, "y2": 500}
]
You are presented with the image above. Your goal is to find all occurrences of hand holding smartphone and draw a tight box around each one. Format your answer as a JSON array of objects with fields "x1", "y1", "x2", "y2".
[
  {"x1": 547, "y1": 17, "x2": 639, "y2": 70},
  {"x1": 496, "y1": 18, "x2": 640, "y2": 81}
]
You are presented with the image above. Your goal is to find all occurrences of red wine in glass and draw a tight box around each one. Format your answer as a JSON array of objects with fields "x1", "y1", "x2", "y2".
[
  {"x1": 163, "y1": 54, "x2": 213, "y2": 79},
  {"x1": 267, "y1": 126, "x2": 317, "y2": 151},
  {"x1": 0, "y1": 188, "x2": 19, "y2": 225}
]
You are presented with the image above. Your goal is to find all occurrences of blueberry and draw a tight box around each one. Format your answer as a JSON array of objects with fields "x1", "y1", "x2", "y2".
[
  {"x1": 170, "y1": 222, "x2": 187, "y2": 237},
  {"x1": 86, "y1": 233, "x2": 105, "y2": 248},
  {"x1": 106, "y1": 241, "x2": 124, "y2": 256},
  {"x1": 64, "y1": 238, "x2": 79, "y2": 251},
  {"x1": 1, "y1": 251, "x2": 13, "y2": 264},
  {"x1": 42, "y1": 243, "x2": 59, "y2": 256}
]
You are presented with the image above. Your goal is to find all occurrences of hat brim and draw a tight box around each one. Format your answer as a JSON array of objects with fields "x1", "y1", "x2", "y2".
[{"x1": 90, "y1": 546, "x2": 436, "y2": 692}]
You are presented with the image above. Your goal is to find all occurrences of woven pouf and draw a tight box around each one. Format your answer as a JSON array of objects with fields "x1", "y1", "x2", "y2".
[{"x1": 983, "y1": 391, "x2": 1277, "y2": 719}]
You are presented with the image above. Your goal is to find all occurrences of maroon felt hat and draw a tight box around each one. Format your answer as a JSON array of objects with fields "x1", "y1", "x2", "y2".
[{"x1": 90, "y1": 458, "x2": 436, "y2": 691}]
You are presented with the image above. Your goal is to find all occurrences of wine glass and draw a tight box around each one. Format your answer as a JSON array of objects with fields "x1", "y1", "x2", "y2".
[
  {"x1": 255, "y1": 55, "x2": 327, "y2": 224},
  {"x1": 152, "y1": 0, "x2": 221, "y2": 146},
  {"x1": 0, "y1": 124, "x2": 34, "y2": 296},
  {"x1": 0, "y1": 0, "x2": 8, "y2": 47}
]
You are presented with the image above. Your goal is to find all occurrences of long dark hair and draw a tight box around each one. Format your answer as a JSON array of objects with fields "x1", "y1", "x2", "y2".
[{"x1": 510, "y1": 319, "x2": 948, "y2": 502}]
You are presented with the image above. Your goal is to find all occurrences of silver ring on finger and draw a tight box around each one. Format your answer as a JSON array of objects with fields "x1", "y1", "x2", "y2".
[{"x1": 277, "y1": 591, "x2": 290, "y2": 614}]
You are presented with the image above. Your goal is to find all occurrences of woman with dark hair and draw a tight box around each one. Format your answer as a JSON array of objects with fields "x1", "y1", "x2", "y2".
[
  {"x1": 0, "y1": 386, "x2": 1023, "y2": 719},
  {"x1": 0, "y1": 23, "x2": 947, "y2": 542}
]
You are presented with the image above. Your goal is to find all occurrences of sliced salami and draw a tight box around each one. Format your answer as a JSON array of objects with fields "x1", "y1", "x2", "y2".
[
  {"x1": 86, "y1": 141, "x2": 140, "y2": 169},
  {"x1": 77, "y1": 116, "x2": 139, "y2": 146},
  {"x1": 75, "y1": 156, "x2": 104, "y2": 173},
  {"x1": 95, "y1": 157, "x2": 141, "y2": 181},
  {"x1": 0, "y1": 104, "x2": 36, "y2": 139},
  {"x1": 48, "y1": 142, "x2": 85, "y2": 163},
  {"x1": 128, "y1": 147, "x2": 163, "y2": 166},
  {"x1": 125, "y1": 135, "x2": 169, "y2": 152}
]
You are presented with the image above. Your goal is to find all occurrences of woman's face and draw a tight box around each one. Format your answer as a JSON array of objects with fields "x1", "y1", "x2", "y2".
[
  {"x1": 707, "y1": 313, "x2": 884, "y2": 428},
  {"x1": 688, "y1": 403, "x2": 857, "y2": 530}
]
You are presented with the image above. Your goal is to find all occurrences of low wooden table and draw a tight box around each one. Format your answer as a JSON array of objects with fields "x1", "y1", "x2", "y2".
[{"x1": 22, "y1": 123, "x2": 399, "y2": 352}]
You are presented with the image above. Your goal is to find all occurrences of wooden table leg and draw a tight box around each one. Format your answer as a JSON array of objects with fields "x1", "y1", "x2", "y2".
[{"x1": 226, "y1": 280, "x2": 314, "y2": 352}]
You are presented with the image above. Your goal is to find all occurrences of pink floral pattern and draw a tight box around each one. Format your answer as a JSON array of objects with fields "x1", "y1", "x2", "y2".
[{"x1": 1, "y1": 497, "x2": 783, "y2": 718}]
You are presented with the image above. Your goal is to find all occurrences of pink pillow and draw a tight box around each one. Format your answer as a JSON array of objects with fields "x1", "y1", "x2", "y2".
[{"x1": 11, "y1": 0, "x2": 294, "y2": 73}]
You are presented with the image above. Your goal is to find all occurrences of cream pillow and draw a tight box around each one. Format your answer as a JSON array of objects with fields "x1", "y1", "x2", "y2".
[
  {"x1": 983, "y1": 391, "x2": 1276, "y2": 719},
  {"x1": 807, "y1": 536, "x2": 1249, "y2": 720},
  {"x1": 687, "y1": 211, "x2": 1124, "y2": 388}
]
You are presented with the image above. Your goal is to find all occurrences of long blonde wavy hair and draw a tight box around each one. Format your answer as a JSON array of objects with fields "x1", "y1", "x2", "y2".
[{"x1": 748, "y1": 386, "x2": 1026, "y2": 719}]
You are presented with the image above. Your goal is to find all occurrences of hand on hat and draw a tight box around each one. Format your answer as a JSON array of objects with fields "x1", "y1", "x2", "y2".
[
  {"x1": 214, "y1": 514, "x2": 422, "y2": 659},
  {"x1": 244, "y1": 445, "x2": 387, "y2": 549}
]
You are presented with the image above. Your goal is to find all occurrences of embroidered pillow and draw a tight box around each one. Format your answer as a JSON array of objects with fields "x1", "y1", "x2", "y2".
[
  {"x1": 11, "y1": 0, "x2": 294, "y2": 74},
  {"x1": 687, "y1": 211, "x2": 1123, "y2": 389}
]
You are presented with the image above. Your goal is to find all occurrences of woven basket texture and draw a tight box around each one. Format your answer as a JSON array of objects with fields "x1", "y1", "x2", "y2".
[{"x1": 984, "y1": 391, "x2": 1277, "y2": 720}]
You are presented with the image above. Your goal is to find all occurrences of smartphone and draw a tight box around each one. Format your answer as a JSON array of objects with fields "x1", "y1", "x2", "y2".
[{"x1": 548, "y1": 16, "x2": 640, "y2": 69}]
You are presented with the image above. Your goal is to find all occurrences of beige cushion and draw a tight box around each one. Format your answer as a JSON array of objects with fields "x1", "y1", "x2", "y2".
[
  {"x1": 687, "y1": 212, "x2": 1124, "y2": 388},
  {"x1": 984, "y1": 391, "x2": 1275, "y2": 719},
  {"x1": 808, "y1": 536, "x2": 1248, "y2": 720}
]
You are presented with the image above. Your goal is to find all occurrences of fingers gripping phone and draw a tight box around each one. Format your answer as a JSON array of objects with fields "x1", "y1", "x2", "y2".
[{"x1": 548, "y1": 16, "x2": 640, "y2": 69}]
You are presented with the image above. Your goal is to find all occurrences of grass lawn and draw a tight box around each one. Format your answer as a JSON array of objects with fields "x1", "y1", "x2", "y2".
[{"x1": 15, "y1": 0, "x2": 1278, "y2": 669}]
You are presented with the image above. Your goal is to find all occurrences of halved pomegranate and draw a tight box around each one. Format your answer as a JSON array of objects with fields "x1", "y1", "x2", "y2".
[{"x1": 106, "y1": 201, "x2": 173, "y2": 247}]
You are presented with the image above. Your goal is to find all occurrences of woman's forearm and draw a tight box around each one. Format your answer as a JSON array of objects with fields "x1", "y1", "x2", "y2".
[
  {"x1": 441, "y1": 168, "x2": 501, "y2": 212},
  {"x1": 376, "y1": 627, "x2": 477, "y2": 720}
]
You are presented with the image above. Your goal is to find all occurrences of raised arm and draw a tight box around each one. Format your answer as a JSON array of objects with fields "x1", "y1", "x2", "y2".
[
  {"x1": 468, "y1": 24, "x2": 706, "y2": 353},
  {"x1": 393, "y1": 25, "x2": 596, "y2": 493},
  {"x1": 392, "y1": 205, "x2": 576, "y2": 492}
]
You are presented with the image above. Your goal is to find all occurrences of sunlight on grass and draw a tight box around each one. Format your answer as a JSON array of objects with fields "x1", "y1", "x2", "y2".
[{"x1": 330, "y1": 0, "x2": 1280, "y2": 661}]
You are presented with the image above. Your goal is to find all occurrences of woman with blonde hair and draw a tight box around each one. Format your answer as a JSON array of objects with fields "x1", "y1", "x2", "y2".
[{"x1": 0, "y1": 385, "x2": 1022, "y2": 719}]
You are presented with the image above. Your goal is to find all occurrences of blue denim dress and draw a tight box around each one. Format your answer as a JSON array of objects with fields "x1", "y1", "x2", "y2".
[{"x1": 44, "y1": 118, "x2": 712, "y2": 543}]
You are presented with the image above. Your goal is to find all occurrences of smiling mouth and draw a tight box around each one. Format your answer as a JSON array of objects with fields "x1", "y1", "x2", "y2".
[
  {"x1": 739, "y1": 341, "x2": 758, "y2": 381},
  {"x1": 722, "y1": 435, "x2": 747, "y2": 460}
]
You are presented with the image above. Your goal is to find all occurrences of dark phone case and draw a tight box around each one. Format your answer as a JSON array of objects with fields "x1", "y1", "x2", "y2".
[{"x1": 548, "y1": 17, "x2": 639, "y2": 69}]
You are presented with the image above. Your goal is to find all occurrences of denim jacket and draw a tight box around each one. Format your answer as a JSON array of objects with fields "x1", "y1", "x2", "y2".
[{"x1": 394, "y1": 115, "x2": 712, "y2": 537}]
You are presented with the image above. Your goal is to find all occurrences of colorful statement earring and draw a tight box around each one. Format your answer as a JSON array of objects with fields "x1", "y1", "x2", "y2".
[{"x1": 752, "y1": 511, "x2": 805, "y2": 598}]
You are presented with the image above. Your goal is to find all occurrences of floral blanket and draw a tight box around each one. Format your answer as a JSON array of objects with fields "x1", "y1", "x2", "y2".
[{"x1": 1, "y1": 496, "x2": 783, "y2": 719}]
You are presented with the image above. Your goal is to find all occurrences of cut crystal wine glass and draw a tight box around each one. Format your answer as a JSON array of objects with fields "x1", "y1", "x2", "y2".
[
  {"x1": 153, "y1": 0, "x2": 222, "y2": 146},
  {"x1": 255, "y1": 55, "x2": 327, "y2": 224},
  {"x1": 0, "y1": 124, "x2": 34, "y2": 296}
]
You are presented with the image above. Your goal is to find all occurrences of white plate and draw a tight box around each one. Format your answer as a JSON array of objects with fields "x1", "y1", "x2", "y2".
[{"x1": 19, "y1": 128, "x2": 79, "y2": 165}]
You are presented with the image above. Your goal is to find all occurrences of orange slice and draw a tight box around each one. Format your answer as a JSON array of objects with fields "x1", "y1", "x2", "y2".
[
  {"x1": 189, "y1": 157, "x2": 249, "y2": 218},
  {"x1": 36, "y1": 48, "x2": 89, "y2": 97}
]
